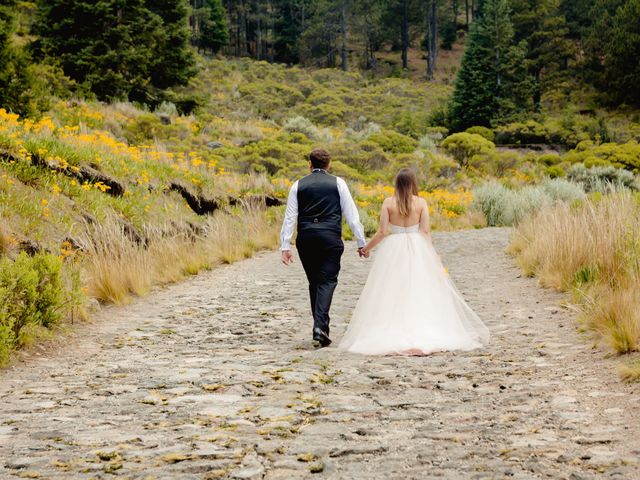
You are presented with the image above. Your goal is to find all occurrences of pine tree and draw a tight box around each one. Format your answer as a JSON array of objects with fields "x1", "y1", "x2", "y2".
[
  {"x1": 0, "y1": 0, "x2": 35, "y2": 114},
  {"x1": 449, "y1": 0, "x2": 532, "y2": 129},
  {"x1": 200, "y1": 0, "x2": 229, "y2": 53},
  {"x1": 511, "y1": 0, "x2": 573, "y2": 109},
  {"x1": 146, "y1": 0, "x2": 197, "y2": 91},
  {"x1": 593, "y1": 0, "x2": 640, "y2": 106},
  {"x1": 34, "y1": 0, "x2": 196, "y2": 102}
]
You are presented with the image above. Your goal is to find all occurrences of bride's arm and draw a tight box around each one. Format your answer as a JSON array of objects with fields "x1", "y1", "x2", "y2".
[
  {"x1": 361, "y1": 199, "x2": 390, "y2": 256},
  {"x1": 419, "y1": 198, "x2": 432, "y2": 241}
]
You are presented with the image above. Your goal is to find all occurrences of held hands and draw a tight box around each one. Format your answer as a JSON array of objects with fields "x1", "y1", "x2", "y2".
[
  {"x1": 281, "y1": 250, "x2": 293, "y2": 265},
  {"x1": 358, "y1": 247, "x2": 370, "y2": 258}
]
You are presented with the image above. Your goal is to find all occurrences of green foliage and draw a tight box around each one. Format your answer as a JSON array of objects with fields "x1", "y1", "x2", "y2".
[
  {"x1": 368, "y1": 130, "x2": 417, "y2": 154},
  {"x1": 449, "y1": 0, "x2": 533, "y2": 130},
  {"x1": 34, "y1": 0, "x2": 196, "y2": 103},
  {"x1": 510, "y1": 0, "x2": 574, "y2": 108},
  {"x1": 0, "y1": 252, "x2": 66, "y2": 366},
  {"x1": 283, "y1": 116, "x2": 322, "y2": 140},
  {"x1": 473, "y1": 178, "x2": 585, "y2": 226},
  {"x1": 566, "y1": 164, "x2": 638, "y2": 192},
  {"x1": 565, "y1": 140, "x2": 640, "y2": 173},
  {"x1": 465, "y1": 126, "x2": 495, "y2": 142},
  {"x1": 198, "y1": 0, "x2": 229, "y2": 53},
  {"x1": 441, "y1": 132, "x2": 496, "y2": 167},
  {"x1": 585, "y1": 0, "x2": 640, "y2": 107},
  {"x1": 546, "y1": 165, "x2": 565, "y2": 178}
]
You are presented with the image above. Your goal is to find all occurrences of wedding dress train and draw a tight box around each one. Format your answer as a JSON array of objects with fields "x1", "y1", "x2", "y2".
[{"x1": 339, "y1": 224, "x2": 489, "y2": 355}]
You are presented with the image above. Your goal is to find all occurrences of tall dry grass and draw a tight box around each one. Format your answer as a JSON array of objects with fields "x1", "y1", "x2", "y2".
[
  {"x1": 82, "y1": 208, "x2": 281, "y2": 305},
  {"x1": 508, "y1": 193, "x2": 640, "y2": 360}
]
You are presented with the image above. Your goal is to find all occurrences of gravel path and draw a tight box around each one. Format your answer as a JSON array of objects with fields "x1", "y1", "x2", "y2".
[{"x1": 1, "y1": 227, "x2": 639, "y2": 480}]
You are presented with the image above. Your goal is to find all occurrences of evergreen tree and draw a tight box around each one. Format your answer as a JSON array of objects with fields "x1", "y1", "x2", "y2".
[
  {"x1": 34, "y1": 0, "x2": 196, "y2": 102},
  {"x1": 511, "y1": 0, "x2": 573, "y2": 109},
  {"x1": 272, "y1": 0, "x2": 310, "y2": 63},
  {"x1": 199, "y1": 0, "x2": 229, "y2": 53},
  {"x1": 0, "y1": 0, "x2": 35, "y2": 114},
  {"x1": 449, "y1": 0, "x2": 532, "y2": 129},
  {"x1": 146, "y1": 0, "x2": 196, "y2": 92},
  {"x1": 591, "y1": 0, "x2": 640, "y2": 106}
]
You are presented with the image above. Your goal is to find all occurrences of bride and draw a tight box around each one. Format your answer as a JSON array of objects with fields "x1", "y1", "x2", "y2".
[{"x1": 339, "y1": 168, "x2": 489, "y2": 356}]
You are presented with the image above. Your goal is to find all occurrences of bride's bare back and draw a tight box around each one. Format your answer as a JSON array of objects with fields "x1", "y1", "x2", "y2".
[
  {"x1": 386, "y1": 195, "x2": 427, "y2": 227},
  {"x1": 361, "y1": 194, "x2": 431, "y2": 256}
]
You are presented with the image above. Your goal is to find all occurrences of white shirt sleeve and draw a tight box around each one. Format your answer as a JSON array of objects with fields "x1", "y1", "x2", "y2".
[
  {"x1": 280, "y1": 181, "x2": 299, "y2": 251},
  {"x1": 337, "y1": 177, "x2": 366, "y2": 248}
]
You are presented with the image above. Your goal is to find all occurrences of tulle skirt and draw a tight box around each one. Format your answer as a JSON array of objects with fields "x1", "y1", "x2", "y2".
[{"x1": 339, "y1": 229, "x2": 489, "y2": 355}]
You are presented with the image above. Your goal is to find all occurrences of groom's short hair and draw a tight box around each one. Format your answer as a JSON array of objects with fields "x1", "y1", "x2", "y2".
[{"x1": 310, "y1": 149, "x2": 331, "y2": 169}]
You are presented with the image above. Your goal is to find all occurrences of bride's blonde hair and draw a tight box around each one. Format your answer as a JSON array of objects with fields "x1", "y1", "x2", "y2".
[{"x1": 394, "y1": 168, "x2": 418, "y2": 217}]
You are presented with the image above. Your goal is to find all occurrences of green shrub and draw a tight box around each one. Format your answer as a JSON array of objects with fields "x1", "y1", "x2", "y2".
[
  {"x1": 567, "y1": 164, "x2": 638, "y2": 192},
  {"x1": 441, "y1": 132, "x2": 495, "y2": 167},
  {"x1": 0, "y1": 252, "x2": 65, "y2": 366},
  {"x1": 368, "y1": 130, "x2": 417, "y2": 154},
  {"x1": 465, "y1": 126, "x2": 495, "y2": 142},
  {"x1": 473, "y1": 179, "x2": 585, "y2": 226},
  {"x1": 283, "y1": 116, "x2": 321, "y2": 140},
  {"x1": 538, "y1": 153, "x2": 562, "y2": 166},
  {"x1": 494, "y1": 120, "x2": 550, "y2": 145},
  {"x1": 481, "y1": 150, "x2": 521, "y2": 177},
  {"x1": 565, "y1": 140, "x2": 640, "y2": 172},
  {"x1": 546, "y1": 165, "x2": 566, "y2": 178}
]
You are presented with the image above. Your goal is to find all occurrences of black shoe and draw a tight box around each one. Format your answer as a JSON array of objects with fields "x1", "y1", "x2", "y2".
[{"x1": 312, "y1": 328, "x2": 332, "y2": 347}]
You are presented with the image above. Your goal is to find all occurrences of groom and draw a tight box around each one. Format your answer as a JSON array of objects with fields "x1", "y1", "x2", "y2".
[{"x1": 280, "y1": 148, "x2": 366, "y2": 347}]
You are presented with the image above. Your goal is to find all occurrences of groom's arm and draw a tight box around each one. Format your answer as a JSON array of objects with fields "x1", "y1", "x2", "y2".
[
  {"x1": 336, "y1": 177, "x2": 366, "y2": 249},
  {"x1": 280, "y1": 181, "x2": 299, "y2": 264}
]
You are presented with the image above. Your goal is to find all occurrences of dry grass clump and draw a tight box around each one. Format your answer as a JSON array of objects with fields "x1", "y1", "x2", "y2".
[
  {"x1": 83, "y1": 208, "x2": 280, "y2": 305},
  {"x1": 617, "y1": 358, "x2": 640, "y2": 383},
  {"x1": 509, "y1": 193, "x2": 640, "y2": 355}
]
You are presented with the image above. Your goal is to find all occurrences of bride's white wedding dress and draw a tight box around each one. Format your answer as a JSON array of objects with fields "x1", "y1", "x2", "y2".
[{"x1": 339, "y1": 224, "x2": 489, "y2": 355}]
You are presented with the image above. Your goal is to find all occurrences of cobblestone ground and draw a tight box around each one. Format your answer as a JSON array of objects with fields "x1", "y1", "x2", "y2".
[{"x1": 1, "y1": 228, "x2": 639, "y2": 480}]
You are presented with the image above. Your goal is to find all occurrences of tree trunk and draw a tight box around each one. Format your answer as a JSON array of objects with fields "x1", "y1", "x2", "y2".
[
  {"x1": 341, "y1": 3, "x2": 348, "y2": 71},
  {"x1": 465, "y1": 0, "x2": 469, "y2": 27},
  {"x1": 401, "y1": 0, "x2": 409, "y2": 69},
  {"x1": 426, "y1": 0, "x2": 438, "y2": 79}
]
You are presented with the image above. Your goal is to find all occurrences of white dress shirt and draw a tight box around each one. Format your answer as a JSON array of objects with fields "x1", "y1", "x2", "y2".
[{"x1": 280, "y1": 172, "x2": 366, "y2": 251}]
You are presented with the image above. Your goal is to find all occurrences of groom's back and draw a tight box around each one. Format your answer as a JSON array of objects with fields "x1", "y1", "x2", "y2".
[{"x1": 297, "y1": 171, "x2": 341, "y2": 235}]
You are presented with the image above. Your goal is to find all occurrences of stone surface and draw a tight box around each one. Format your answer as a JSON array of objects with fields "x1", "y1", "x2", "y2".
[{"x1": 1, "y1": 228, "x2": 639, "y2": 479}]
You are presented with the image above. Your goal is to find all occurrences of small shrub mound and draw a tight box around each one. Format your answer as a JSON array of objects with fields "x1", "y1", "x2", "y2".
[
  {"x1": 473, "y1": 179, "x2": 585, "y2": 227},
  {"x1": 0, "y1": 252, "x2": 68, "y2": 366},
  {"x1": 566, "y1": 164, "x2": 638, "y2": 192},
  {"x1": 441, "y1": 132, "x2": 495, "y2": 168}
]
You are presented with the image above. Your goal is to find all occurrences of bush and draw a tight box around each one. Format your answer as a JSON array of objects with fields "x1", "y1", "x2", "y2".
[
  {"x1": 441, "y1": 132, "x2": 496, "y2": 167},
  {"x1": 566, "y1": 164, "x2": 638, "y2": 192},
  {"x1": 0, "y1": 253, "x2": 65, "y2": 366},
  {"x1": 494, "y1": 120, "x2": 550, "y2": 145},
  {"x1": 283, "y1": 116, "x2": 321, "y2": 140},
  {"x1": 538, "y1": 153, "x2": 562, "y2": 166},
  {"x1": 565, "y1": 140, "x2": 640, "y2": 172},
  {"x1": 546, "y1": 165, "x2": 565, "y2": 178},
  {"x1": 368, "y1": 130, "x2": 417, "y2": 154},
  {"x1": 465, "y1": 126, "x2": 495, "y2": 142},
  {"x1": 473, "y1": 179, "x2": 585, "y2": 226}
]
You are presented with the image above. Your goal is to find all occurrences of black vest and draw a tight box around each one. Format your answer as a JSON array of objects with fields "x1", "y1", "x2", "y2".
[{"x1": 297, "y1": 170, "x2": 342, "y2": 236}]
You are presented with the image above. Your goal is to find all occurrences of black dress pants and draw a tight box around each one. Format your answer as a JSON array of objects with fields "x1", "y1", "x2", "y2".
[{"x1": 296, "y1": 231, "x2": 344, "y2": 336}]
